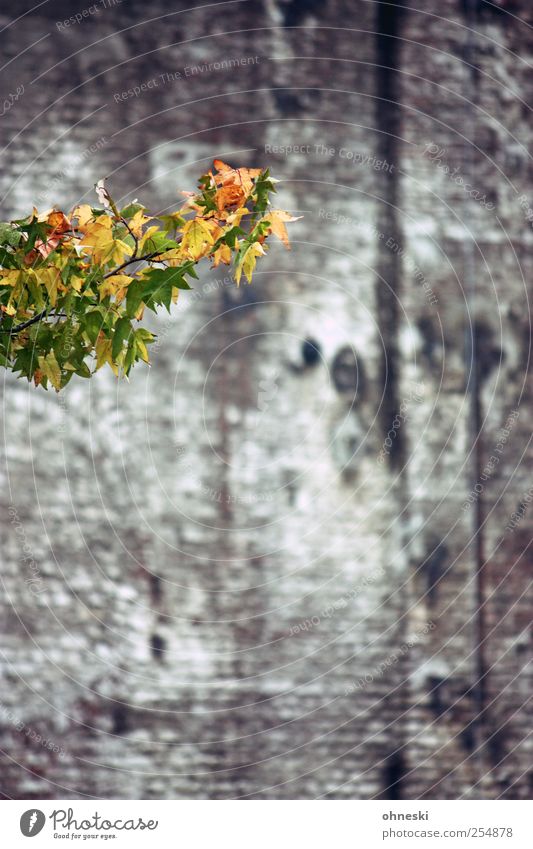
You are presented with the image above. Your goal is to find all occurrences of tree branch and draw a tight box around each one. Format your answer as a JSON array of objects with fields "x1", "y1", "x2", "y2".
[
  {"x1": 102, "y1": 250, "x2": 168, "y2": 279},
  {"x1": 2, "y1": 310, "x2": 67, "y2": 335},
  {"x1": 120, "y1": 216, "x2": 139, "y2": 257},
  {"x1": 7, "y1": 310, "x2": 48, "y2": 333}
]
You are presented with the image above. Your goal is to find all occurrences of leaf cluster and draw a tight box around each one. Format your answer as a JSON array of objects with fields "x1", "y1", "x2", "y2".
[{"x1": 0, "y1": 160, "x2": 300, "y2": 390}]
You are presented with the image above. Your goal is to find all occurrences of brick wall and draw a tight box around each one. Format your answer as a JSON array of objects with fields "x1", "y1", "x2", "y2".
[{"x1": 0, "y1": 0, "x2": 531, "y2": 799}]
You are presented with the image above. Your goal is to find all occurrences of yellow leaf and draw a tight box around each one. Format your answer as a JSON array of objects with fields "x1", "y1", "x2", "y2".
[
  {"x1": 0, "y1": 270, "x2": 21, "y2": 287},
  {"x1": 38, "y1": 351, "x2": 62, "y2": 391},
  {"x1": 211, "y1": 243, "x2": 231, "y2": 268},
  {"x1": 72, "y1": 204, "x2": 94, "y2": 230},
  {"x1": 157, "y1": 247, "x2": 184, "y2": 267},
  {"x1": 135, "y1": 337, "x2": 150, "y2": 363},
  {"x1": 110, "y1": 239, "x2": 133, "y2": 265},
  {"x1": 235, "y1": 241, "x2": 266, "y2": 285},
  {"x1": 80, "y1": 216, "x2": 132, "y2": 265},
  {"x1": 138, "y1": 225, "x2": 160, "y2": 253},
  {"x1": 99, "y1": 274, "x2": 133, "y2": 302},
  {"x1": 95, "y1": 336, "x2": 118, "y2": 375},
  {"x1": 70, "y1": 276, "x2": 85, "y2": 292},
  {"x1": 219, "y1": 206, "x2": 249, "y2": 226},
  {"x1": 181, "y1": 218, "x2": 215, "y2": 260},
  {"x1": 40, "y1": 267, "x2": 61, "y2": 307},
  {"x1": 128, "y1": 209, "x2": 150, "y2": 238}
]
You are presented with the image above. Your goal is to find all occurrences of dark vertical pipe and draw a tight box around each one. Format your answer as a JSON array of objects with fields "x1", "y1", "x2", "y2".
[
  {"x1": 375, "y1": 0, "x2": 404, "y2": 470},
  {"x1": 374, "y1": 0, "x2": 411, "y2": 794},
  {"x1": 463, "y1": 0, "x2": 487, "y2": 775}
]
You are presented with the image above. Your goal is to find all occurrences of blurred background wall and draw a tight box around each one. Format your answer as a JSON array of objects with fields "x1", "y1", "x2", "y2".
[{"x1": 0, "y1": 0, "x2": 532, "y2": 799}]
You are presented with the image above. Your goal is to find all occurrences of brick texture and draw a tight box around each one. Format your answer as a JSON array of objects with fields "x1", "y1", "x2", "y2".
[{"x1": 0, "y1": 0, "x2": 531, "y2": 799}]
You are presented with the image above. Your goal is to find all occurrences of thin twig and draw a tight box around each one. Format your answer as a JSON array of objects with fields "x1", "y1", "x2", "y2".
[{"x1": 120, "y1": 216, "x2": 139, "y2": 257}]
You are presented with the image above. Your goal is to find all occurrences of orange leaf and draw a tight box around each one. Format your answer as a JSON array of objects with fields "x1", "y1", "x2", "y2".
[
  {"x1": 212, "y1": 160, "x2": 262, "y2": 196},
  {"x1": 213, "y1": 159, "x2": 232, "y2": 173},
  {"x1": 262, "y1": 210, "x2": 302, "y2": 249},
  {"x1": 215, "y1": 185, "x2": 245, "y2": 213},
  {"x1": 47, "y1": 211, "x2": 71, "y2": 234}
]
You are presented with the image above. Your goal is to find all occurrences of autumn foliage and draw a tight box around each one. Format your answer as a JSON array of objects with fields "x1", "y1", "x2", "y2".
[{"x1": 0, "y1": 160, "x2": 299, "y2": 391}]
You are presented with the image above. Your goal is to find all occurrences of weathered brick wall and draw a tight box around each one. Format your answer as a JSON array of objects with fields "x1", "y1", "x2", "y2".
[{"x1": 0, "y1": 0, "x2": 531, "y2": 799}]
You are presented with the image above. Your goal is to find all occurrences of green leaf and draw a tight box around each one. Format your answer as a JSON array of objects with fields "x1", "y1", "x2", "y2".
[
  {"x1": 23, "y1": 219, "x2": 48, "y2": 253},
  {"x1": 141, "y1": 230, "x2": 177, "y2": 254},
  {"x1": 141, "y1": 267, "x2": 191, "y2": 310},
  {"x1": 120, "y1": 202, "x2": 145, "y2": 219},
  {"x1": 26, "y1": 275, "x2": 46, "y2": 311},
  {"x1": 160, "y1": 213, "x2": 186, "y2": 232},
  {"x1": 135, "y1": 328, "x2": 154, "y2": 343},
  {"x1": 112, "y1": 317, "x2": 133, "y2": 360},
  {"x1": 60, "y1": 370, "x2": 74, "y2": 388},
  {"x1": 13, "y1": 348, "x2": 38, "y2": 378},
  {"x1": 125, "y1": 278, "x2": 145, "y2": 318},
  {"x1": 78, "y1": 362, "x2": 91, "y2": 377},
  {"x1": 221, "y1": 226, "x2": 244, "y2": 248},
  {"x1": 0, "y1": 223, "x2": 23, "y2": 248},
  {"x1": 142, "y1": 267, "x2": 192, "y2": 292},
  {"x1": 0, "y1": 248, "x2": 20, "y2": 268},
  {"x1": 53, "y1": 321, "x2": 74, "y2": 363},
  {"x1": 124, "y1": 337, "x2": 136, "y2": 374},
  {"x1": 84, "y1": 311, "x2": 103, "y2": 345}
]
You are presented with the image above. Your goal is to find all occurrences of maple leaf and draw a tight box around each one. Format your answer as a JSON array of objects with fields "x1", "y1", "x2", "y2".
[
  {"x1": 38, "y1": 351, "x2": 62, "y2": 391},
  {"x1": 218, "y1": 206, "x2": 249, "y2": 226},
  {"x1": 137, "y1": 225, "x2": 160, "y2": 253},
  {"x1": 95, "y1": 335, "x2": 118, "y2": 375},
  {"x1": 47, "y1": 210, "x2": 71, "y2": 235},
  {"x1": 72, "y1": 204, "x2": 94, "y2": 230},
  {"x1": 128, "y1": 209, "x2": 151, "y2": 238},
  {"x1": 35, "y1": 239, "x2": 59, "y2": 259},
  {"x1": 39, "y1": 267, "x2": 62, "y2": 306},
  {"x1": 0, "y1": 270, "x2": 21, "y2": 287},
  {"x1": 213, "y1": 159, "x2": 262, "y2": 196},
  {"x1": 235, "y1": 241, "x2": 266, "y2": 285},
  {"x1": 262, "y1": 210, "x2": 302, "y2": 248},
  {"x1": 211, "y1": 243, "x2": 232, "y2": 268},
  {"x1": 28, "y1": 210, "x2": 73, "y2": 260},
  {"x1": 99, "y1": 274, "x2": 134, "y2": 302},
  {"x1": 181, "y1": 218, "x2": 215, "y2": 260},
  {"x1": 70, "y1": 275, "x2": 85, "y2": 293},
  {"x1": 215, "y1": 184, "x2": 245, "y2": 213},
  {"x1": 156, "y1": 248, "x2": 184, "y2": 267},
  {"x1": 81, "y1": 216, "x2": 132, "y2": 265}
]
